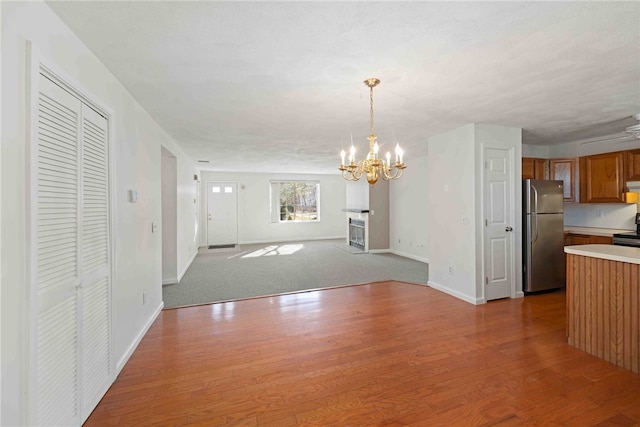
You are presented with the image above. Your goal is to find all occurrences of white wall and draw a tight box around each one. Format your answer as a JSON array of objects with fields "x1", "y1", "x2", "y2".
[
  {"x1": 200, "y1": 171, "x2": 346, "y2": 245},
  {"x1": 547, "y1": 137, "x2": 640, "y2": 158},
  {"x1": 389, "y1": 154, "x2": 429, "y2": 262},
  {"x1": 176, "y1": 163, "x2": 200, "y2": 281},
  {"x1": 522, "y1": 144, "x2": 549, "y2": 158},
  {"x1": 345, "y1": 180, "x2": 369, "y2": 211},
  {"x1": 426, "y1": 124, "x2": 522, "y2": 305},
  {"x1": 426, "y1": 124, "x2": 478, "y2": 303},
  {"x1": 161, "y1": 147, "x2": 178, "y2": 283},
  {"x1": 565, "y1": 203, "x2": 637, "y2": 230},
  {"x1": 523, "y1": 136, "x2": 639, "y2": 159},
  {"x1": 1, "y1": 2, "x2": 198, "y2": 424}
]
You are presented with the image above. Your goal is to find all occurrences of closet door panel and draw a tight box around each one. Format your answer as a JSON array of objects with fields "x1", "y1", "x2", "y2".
[
  {"x1": 36, "y1": 77, "x2": 81, "y2": 294},
  {"x1": 79, "y1": 103, "x2": 111, "y2": 420},
  {"x1": 36, "y1": 294, "x2": 79, "y2": 427},
  {"x1": 81, "y1": 105, "x2": 109, "y2": 275},
  {"x1": 34, "y1": 74, "x2": 82, "y2": 426},
  {"x1": 81, "y1": 277, "x2": 110, "y2": 415}
]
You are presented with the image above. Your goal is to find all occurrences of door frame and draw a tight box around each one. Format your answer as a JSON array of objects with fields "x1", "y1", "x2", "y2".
[
  {"x1": 205, "y1": 181, "x2": 240, "y2": 247},
  {"x1": 479, "y1": 143, "x2": 521, "y2": 302}
]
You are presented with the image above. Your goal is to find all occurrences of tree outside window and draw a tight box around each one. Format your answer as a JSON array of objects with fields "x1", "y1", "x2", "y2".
[{"x1": 279, "y1": 182, "x2": 318, "y2": 221}]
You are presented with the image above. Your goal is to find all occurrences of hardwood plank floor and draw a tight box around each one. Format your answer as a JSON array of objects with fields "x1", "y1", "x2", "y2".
[{"x1": 86, "y1": 282, "x2": 640, "y2": 426}]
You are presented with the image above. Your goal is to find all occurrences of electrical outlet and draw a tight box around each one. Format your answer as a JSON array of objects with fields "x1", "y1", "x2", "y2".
[
  {"x1": 448, "y1": 265, "x2": 454, "y2": 275},
  {"x1": 142, "y1": 292, "x2": 147, "y2": 305}
]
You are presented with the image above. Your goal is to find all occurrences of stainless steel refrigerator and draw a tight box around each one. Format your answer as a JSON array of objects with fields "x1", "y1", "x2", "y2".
[{"x1": 523, "y1": 179, "x2": 565, "y2": 293}]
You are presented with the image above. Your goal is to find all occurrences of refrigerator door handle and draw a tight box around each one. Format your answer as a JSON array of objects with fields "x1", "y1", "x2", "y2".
[{"x1": 531, "y1": 184, "x2": 539, "y2": 243}]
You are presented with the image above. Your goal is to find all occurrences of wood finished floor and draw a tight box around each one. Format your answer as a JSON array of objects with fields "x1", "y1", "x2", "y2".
[{"x1": 86, "y1": 282, "x2": 640, "y2": 426}]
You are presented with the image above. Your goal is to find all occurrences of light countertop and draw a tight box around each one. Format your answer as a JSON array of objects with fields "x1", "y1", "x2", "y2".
[
  {"x1": 565, "y1": 244, "x2": 640, "y2": 265},
  {"x1": 564, "y1": 226, "x2": 635, "y2": 237}
]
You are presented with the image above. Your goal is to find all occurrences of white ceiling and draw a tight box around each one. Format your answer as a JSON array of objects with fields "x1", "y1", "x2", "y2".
[{"x1": 47, "y1": 1, "x2": 640, "y2": 174}]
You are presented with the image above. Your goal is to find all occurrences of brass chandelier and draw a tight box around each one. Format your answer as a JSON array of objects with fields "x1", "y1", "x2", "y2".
[{"x1": 339, "y1": 78, "x2": 406, "y2": 185}]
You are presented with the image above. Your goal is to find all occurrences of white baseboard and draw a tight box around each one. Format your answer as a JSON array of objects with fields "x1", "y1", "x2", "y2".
[
  {"x1": 162, "y1": 249, "x2": 198, "y2": 286},
  {"x1": 177, "y1": 249, "x2": 198, "y2": 282},
  {"x1": 427, "y1": 280, "x2": 484, "y2": 305},
  {"x1": 514, "y1": 291, "x2": 525, "y2": 299},
  {"x1": 390, "y1": 249, "x2": 429, "y2": 264},
  {"x1": 369, "y1": 248, "x2": 390, "y2": 254},
  {"x1": 239, "y1": 236, "x2": 345, "y2": 245},
  {"x1": 116, "y1": 301, "x2": 164, "y2": 373}
]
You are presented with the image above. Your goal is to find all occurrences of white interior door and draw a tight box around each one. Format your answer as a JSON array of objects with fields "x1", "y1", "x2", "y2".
[
  {"x1": 32, "y1": 72, "x2": 83, "y2": 427},
  {"x1": 207, "y1": 182, "x2": 238, "y2": 246},
  {"x1": 484, "y1": 147, "x2": 514, "y2": 301},
  {"x1": 31, "y1": 72, "x2": 112, "y2": 425}
]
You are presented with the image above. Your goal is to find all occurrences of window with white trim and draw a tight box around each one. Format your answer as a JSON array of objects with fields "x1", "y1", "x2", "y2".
[{"x1": 270, "y1": 181, "x2": 320, "y2": 222}]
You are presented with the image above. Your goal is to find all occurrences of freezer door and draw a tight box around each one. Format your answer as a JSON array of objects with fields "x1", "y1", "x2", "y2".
[
  {"x1": 524, "y1": 213, "x2": 565, "y2": 292},
  {"x1": 525, "y1": 179, "x2": 564, "y2": 214}
]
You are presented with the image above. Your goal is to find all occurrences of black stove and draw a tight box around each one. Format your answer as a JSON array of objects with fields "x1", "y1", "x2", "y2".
[{"x1": 612, "y1": 214, "x2": 640, "y2": 247}]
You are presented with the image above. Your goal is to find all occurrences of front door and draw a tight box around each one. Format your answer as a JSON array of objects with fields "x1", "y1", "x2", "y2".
[
  {"x1": 484, "y1": 147, "x2": 514, "y2": 301},
  {"x1": 207, "y1": 182, "x2": 238, "y2": 246}
]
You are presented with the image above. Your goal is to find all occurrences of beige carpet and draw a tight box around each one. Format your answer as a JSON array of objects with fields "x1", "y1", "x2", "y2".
[{"x1": 162, "y1": 239, "x2": 429, "y2": 307}]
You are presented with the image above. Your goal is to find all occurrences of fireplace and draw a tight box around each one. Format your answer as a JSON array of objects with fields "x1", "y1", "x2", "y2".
[
  {"x1": 349, "y1": 218, "x2": 366, "y2": 250},
  {"x1": 343, "y1": 210, "x2": 369, "y2": 252}
]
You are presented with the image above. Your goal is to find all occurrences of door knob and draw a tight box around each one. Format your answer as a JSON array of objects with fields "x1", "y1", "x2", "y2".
[{"x1": 505, "y1": 226, "x2": 513, "y2": 232}]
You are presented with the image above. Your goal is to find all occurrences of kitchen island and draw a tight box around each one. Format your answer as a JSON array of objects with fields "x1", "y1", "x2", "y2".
[{"x1": 564, "y1": 244, "x2": 640, "y2": 373}]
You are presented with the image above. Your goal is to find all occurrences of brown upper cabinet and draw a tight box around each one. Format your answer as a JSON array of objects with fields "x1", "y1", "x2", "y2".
[
  {"x1": 626, "y1": 149, "x2": 640, "y2": 181},
  {"x1": 549, "y1": 158, "x2": 578, "y2": 202},
  {"x1": 579, "y1": 151, "x2": 625, "y2": 203},
  {"x1": 523, "y1": 149, "x2": 638, "y2": 203},
  {"x1": 522, "y1": 158, "x2": 548, "y2": 180}
]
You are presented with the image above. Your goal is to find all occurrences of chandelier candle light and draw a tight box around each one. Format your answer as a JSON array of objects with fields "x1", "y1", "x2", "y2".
[{"x1": 339, "y1": 78, "x2": 406, "y2": 185}]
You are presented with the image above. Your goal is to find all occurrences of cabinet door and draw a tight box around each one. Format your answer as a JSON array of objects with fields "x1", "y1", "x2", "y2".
[
  {"x1": 534, "y1": 159, "x2": 548, "y2": 180},
  {"x1": 626, "y1": 149, "x2": 640, "y2": 181},
  {"x1": 523, "y1": 158, "x2": 549, "y2": 180},
  {"x1": 549, "y1": 158, "x2": 577, "y2": 202},
  {"x1": 589, "y1": 235, "x2": 612, "y2": 245},
  {"x1": 522, "y1": 158, "x2": 535, "y2": 180},
  {"x1": 579, "y1": 151, "x2": 625, "y2": 203},
  {"x1": 567, "y1": 234, "x2": 590, "y2": 245}
]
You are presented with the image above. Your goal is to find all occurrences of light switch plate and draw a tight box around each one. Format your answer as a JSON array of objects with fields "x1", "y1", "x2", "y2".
[{"x1": 128, "y1": 190, "x2": 138, "y2": 203}]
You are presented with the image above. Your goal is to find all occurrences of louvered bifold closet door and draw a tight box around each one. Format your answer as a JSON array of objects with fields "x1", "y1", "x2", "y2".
[
  {"x1": 79, "y1": 103, "x2": 111, "y2": 419},
  {"x1": 34, "y1": 74, "x2": 82, "y2": 427},
  {"x1": 33, "y1": 74, "x2": 112, "y2": 426}
]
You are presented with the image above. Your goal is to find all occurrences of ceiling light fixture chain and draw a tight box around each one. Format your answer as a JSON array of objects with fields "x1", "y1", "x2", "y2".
[{"x1": 339, "y1": 78, "x2": 406, "y2": 185}]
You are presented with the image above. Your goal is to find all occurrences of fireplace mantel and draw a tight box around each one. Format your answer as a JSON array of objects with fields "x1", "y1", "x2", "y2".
[{"x1": 342, "y1": 208, "x2": 370, "y2": 213}]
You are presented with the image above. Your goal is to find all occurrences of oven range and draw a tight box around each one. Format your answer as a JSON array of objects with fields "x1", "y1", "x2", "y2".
[
  {"x1": 613, "y1": 231, "x2": 640, "y2": 247},
  {"x1": 612, "y1": 213, "x2": 640, "y2": 248}
]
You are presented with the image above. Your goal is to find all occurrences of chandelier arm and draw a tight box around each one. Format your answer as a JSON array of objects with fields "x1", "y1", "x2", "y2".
[
  {"x1": 382, "y1": 165, "x2": 404, "y2": 180},
  {"x1": 350, "y1": 162, "x2": 365, "y2": 180},
  {"x1": 341, "y1": 170, "x2": 357, "y2": 181}
]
